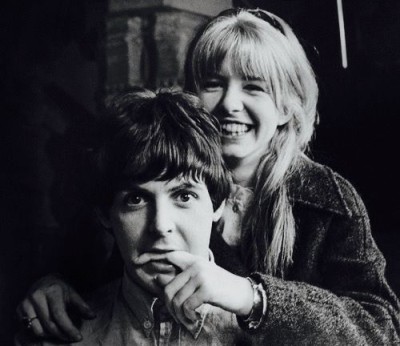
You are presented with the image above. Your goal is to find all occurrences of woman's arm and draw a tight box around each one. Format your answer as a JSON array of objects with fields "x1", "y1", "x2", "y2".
[{"x1": 242, "y1": 174, "x2": 400, "y2": 345}]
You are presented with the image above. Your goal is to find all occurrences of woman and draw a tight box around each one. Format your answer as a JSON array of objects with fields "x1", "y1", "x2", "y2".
[{"x1": 17, "y1": 8, "x2": 400, "y2": 345}]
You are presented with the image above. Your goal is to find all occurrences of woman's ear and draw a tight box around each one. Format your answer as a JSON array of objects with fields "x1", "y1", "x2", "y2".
[
  {"x1": 278, "y1": 106, "x2": 292, "y2": 126},
  {"x1": 212, "y1": 200, "x2": 226, "y2": 222},
  {"x1": 95, "y1": 207, "x2": 112, "y2": 229},
  {"x1": 278, "y1": 112, "x2": 292, "y2": 126}
]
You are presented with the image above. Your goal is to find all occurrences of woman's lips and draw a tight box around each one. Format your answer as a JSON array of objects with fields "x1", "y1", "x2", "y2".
[{"x1": 220, "y1": 122, "x2": 252, "y2": 137}]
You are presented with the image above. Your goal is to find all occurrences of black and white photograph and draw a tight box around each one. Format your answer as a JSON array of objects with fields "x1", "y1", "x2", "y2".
[{"x1": 2, "y1": 0, "x2": 400, "y2": 345}]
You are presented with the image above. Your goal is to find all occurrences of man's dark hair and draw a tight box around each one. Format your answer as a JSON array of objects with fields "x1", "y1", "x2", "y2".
[{"x1": 91, "y1": 89, "x2": 230, "y2": 212}]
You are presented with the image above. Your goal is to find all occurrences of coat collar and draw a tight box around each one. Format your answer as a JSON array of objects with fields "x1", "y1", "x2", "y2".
[{"x1": 287, "y1": 156, "x2": 353, "y2": 217}]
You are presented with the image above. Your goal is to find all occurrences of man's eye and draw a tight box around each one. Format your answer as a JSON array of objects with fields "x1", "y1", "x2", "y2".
[
  {"x1": 124, "y1": 194, "x2": 145, "y2": 207},
  {"x1": 176, "y1": 191, "x2": 198, "y2": 204}
]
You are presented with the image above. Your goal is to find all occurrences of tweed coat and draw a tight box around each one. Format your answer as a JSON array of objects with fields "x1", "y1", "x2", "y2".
[{"x1": 211, "y1": 157, "x2": 400, "y2": 345}]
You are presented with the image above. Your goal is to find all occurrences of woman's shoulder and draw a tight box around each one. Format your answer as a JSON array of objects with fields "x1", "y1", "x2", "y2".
[{"x1": 288, "y1": 156, "x2": 367, "y2": 218}]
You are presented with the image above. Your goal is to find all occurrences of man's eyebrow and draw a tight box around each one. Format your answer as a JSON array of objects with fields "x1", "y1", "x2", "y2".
[
  {"x1": 117, "y1": 180, "x2": 148, "y2": 192},
  {"x1": 117, "y1": 185, "x2": 148, "y2": 197},
  {"x1": 168, "y1": 181, "x2": 203, "y2": 193}
]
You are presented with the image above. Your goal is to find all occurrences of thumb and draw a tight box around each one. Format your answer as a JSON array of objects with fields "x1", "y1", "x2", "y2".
[
  {"x1": 69, "y1": 289, "x2": 96, "y2": 319},
  {"x1": 165, "y1": 251, "x2": 197, "y2": 271}
]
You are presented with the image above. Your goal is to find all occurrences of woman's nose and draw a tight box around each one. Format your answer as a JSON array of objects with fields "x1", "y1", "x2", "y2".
[{"x1": 221, "y1": 86, "x2": 244, "y2": 114}]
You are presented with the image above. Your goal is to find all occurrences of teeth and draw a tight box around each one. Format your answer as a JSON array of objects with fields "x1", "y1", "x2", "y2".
[{"x1": 221, "y1": 123, "x2": 250, "y2": 136}]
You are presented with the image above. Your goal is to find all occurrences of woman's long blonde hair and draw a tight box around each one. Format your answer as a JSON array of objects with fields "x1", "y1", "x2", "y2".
[{"x1": 185, "y1": 9, "x2": 319, "y2": 276}]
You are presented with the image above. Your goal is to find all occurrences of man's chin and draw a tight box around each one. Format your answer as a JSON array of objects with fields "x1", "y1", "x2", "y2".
[
  {"x1": 127, "y1": 260, "x2": 179, "y2": 296},
  {"x1": 142, "y1": 261, "x2": 179, "y2": 289}
]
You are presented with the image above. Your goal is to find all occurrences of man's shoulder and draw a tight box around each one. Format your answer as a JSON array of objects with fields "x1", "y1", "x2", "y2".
[
  {"x1": 77, "y1": 279, "x2": 122, "y2": 340},
  {"x1": 86, "y1": 279, "x2": 121, "y2": 312}
]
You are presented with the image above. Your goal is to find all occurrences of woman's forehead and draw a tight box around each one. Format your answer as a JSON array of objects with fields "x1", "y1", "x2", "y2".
[
  {"x1": 221, "y1": 57, "x2": 266, "y2": 79},
  {"x1": 202, "y1": 54, "x2": 270, "y2": 81}
]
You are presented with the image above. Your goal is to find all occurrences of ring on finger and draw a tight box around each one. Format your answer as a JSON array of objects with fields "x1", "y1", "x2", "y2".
[{"x1": 21, "y1": 316, "x2": 39, "y2": 330}]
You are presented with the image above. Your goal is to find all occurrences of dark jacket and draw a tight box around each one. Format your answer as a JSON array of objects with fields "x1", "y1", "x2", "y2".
[{"x1": 212, "y1": 157, "x2": 400, "y2": 345}]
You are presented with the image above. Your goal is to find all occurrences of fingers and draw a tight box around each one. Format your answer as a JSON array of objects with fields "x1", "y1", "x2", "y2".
[
  {"x1": 47, "y1": 291, "x2": 83, "y2": 341},
  {"x1": 172, "y1": 278, "x2": 202, "y2": 323},
  {"x1": 30, "y1": 290, "x2": 70, "y2": 341},
  {"x1": 163, "y1": 266, "x2": 211, "y2": 324},
  {"x1": 163, "y1": 270, "x2": 193, "y2": 322},
  {"x1": 17, "y1": 300, "x2": 45, "y2": 337},
  {"x1": 181, "y1": 288, "x2": 208, "y2": 322},
  {"x1": 164, "y1": 251, "x2": 197, "y2": 271},
  {"x1": 17, "y1": 275, "x2": 92, "y2": 342}
]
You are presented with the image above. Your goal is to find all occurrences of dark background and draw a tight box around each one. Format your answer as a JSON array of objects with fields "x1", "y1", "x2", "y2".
[{"x1": 1, "y1": 0, "x2": 400, "y2": 344}]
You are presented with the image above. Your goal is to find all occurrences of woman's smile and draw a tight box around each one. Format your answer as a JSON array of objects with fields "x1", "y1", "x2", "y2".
[{"x1": 220, "y1": 122, "x2": 253, "y2": 138}]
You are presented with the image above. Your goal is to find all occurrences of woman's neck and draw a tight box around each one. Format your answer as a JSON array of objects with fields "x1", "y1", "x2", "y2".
[{"x1": 225, "y1": 156, "x2": 260, "y2": 188}]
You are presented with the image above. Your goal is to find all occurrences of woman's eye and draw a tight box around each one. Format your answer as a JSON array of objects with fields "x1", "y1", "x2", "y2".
[
  {"x1": 244, "y1": 83, "x2": 267, "y2": 92},
  {"x1": 202, "y1": 79, "x2": 223, "y2": 90}
]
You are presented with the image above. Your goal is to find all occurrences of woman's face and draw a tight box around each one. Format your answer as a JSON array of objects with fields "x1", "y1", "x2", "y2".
[{"x1": 197, "y1": 59, "x2": 288, "y2": 166}]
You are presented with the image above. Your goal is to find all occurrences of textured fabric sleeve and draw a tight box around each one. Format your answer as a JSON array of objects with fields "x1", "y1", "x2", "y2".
[{"x1": 241, "y1": 175, "x2": 400, "y2": 345}]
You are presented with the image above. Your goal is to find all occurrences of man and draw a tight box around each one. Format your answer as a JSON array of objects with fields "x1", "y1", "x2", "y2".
[{"x1": 16, "y1": 90, "x2": 260, "y2": 345}]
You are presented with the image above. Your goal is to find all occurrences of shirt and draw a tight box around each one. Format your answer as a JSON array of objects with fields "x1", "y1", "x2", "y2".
[{"x1": 32, "y1": 272, "x2": 250, "y2": 346}]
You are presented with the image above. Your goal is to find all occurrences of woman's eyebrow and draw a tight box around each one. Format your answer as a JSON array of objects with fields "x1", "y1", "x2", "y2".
[
  {"x1": 204, "y1": 73, "x2": 223, "y2": 79},
  {"x1": 243, "y1": 76, "x2": 265, "y2": 82}
]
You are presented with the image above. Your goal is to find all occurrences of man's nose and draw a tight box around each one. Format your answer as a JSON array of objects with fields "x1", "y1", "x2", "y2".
[
  {"x1": 152, "y1": 201, "x2": 174, "y2": 235},
  {"x1": 221, "y1": 86, "x2": 244, "y2": 114}
]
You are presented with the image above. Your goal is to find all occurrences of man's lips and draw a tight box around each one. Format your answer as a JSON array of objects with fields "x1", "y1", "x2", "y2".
[
  {"x1": 145, "y1": 259, "x2": 177, "y2": 274},
  {"x1": 134, "y1": 250, "x2": 180, "y2": 273},
  {"x1": 135, "y1": 250, "x2": 174, "y2": 264}
]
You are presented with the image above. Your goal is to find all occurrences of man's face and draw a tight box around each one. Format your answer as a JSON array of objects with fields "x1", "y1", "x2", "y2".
[{"x1": 106, "y1": 177, "x2": 222, "y2": 295}]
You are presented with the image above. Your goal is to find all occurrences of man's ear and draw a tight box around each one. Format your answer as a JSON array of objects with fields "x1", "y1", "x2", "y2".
[
  {"x1": 212, "y1": 200, "x2": 226, "y2": 222},
  {"x1": 95, "y1": 207, "x2": 112, "y2": 229}
]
